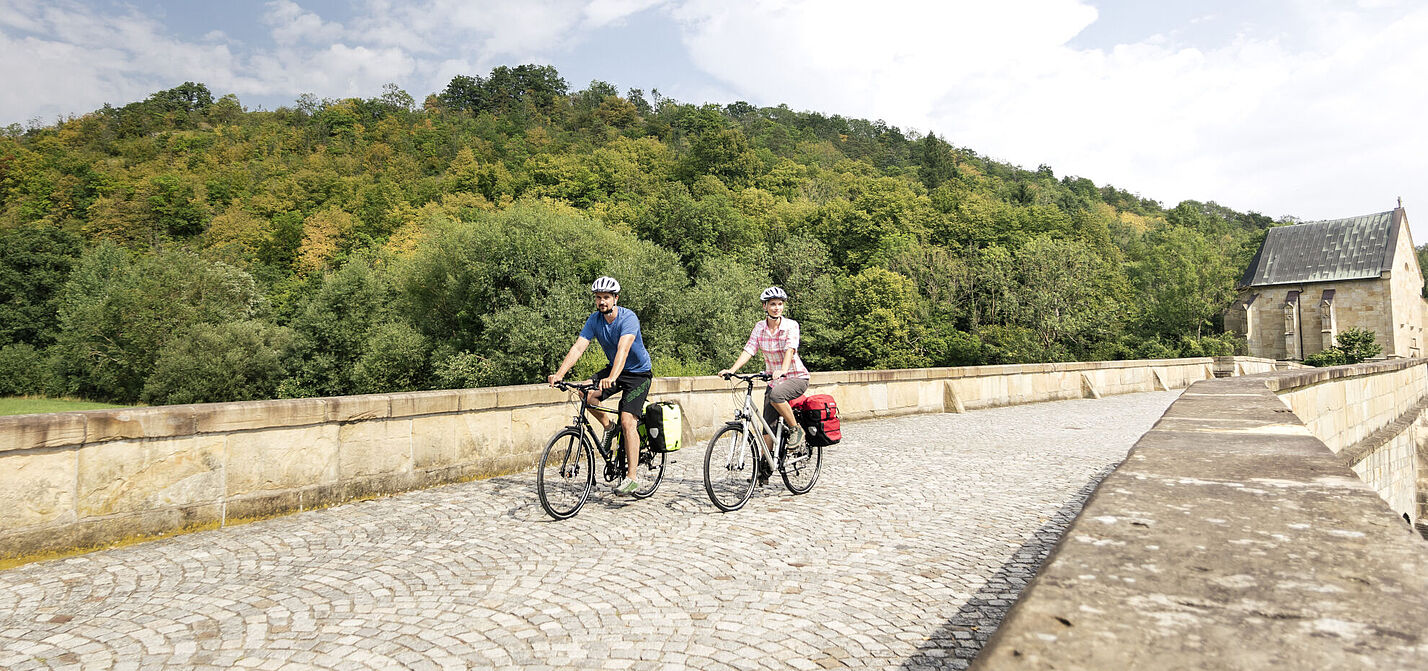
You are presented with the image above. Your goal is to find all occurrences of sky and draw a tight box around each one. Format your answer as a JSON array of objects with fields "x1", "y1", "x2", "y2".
[{"x1": 2, "y1": 0, "x2": 1425, "y2": 241}]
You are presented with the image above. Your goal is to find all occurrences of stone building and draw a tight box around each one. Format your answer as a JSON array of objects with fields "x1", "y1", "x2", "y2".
[{"x1": 1225, "y1": 205, "x2": 1425, "y2": 360}]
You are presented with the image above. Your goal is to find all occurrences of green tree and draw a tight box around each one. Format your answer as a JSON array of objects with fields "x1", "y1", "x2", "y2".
[
  {"x1": 0, "y1": 223, "x2": 81, "y2": 346},
  {"x1": 841, "y1": 268, "x2": 928, "y2": 369},
  {"x1": 52, "y1": 245, "x2": 267, "y2": 402},
  {"x1": 1131, "y1": 227, "x2": 1238, "y2": 338},
  {"x1": 280, "y1": 257, "x2": 394, "y2": 397},
  {"x1": 1012, "y1": 236, "x2": 1122, "y2": 358},
  {"x1": 140, "y1": 320, "x2": 294, "y2": 405}
]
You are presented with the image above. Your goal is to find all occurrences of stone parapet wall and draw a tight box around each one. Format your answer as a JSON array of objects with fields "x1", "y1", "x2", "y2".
[
  {"x1": 0, "y1": 357, "x2": 1219, "y2": 562},
  {"x1": 972, "y1": 360, "x2": 1428, "y2": 670},
  {"x1": 1271, "y1": 359, "x2": 1428, "y2": 519}
]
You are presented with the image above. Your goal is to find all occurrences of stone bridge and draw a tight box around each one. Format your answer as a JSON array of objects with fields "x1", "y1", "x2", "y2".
[
  {"x1": 3, "y1": 357, "x2": 1428, "y2": 669},
  {"x1": 1, "y1": 391, "x2": 1177, "y2": 670}
]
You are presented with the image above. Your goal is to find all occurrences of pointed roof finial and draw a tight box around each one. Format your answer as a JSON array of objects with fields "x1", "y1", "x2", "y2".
[{"x1": 1398, "y1": 196, "x2": 1403, "y2": 209}]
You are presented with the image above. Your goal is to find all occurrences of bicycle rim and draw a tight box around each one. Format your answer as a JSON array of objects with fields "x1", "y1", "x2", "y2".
[
  {"x1": 537, "y1": 429, "x2": 593, "y2": 519},
  {"x1": 704, "y1": 425, "x2": 756, "y2": 512},
  {"x1": 632, "y1": 444, "x2": 667, "y2": 498},
  {"x1": 780, "y1": 438, "x2": 822, "y2": 494}
]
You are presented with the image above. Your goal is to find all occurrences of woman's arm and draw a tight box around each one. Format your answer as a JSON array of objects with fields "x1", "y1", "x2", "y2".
[{"x1": 776, "y1": 346, "x2": 794, "y2": 378}]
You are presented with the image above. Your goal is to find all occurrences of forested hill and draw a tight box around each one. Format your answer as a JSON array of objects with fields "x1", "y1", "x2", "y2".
[{"x1": 0, "y1": 65, "x2": 1269, "y2": 406}]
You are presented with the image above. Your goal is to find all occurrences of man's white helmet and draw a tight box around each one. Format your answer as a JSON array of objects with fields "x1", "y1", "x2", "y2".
[
  {"x1": 591, "y1": 276, "x2": 621, "y2": 294},
  {"x1": 760, "y1": 286, "x2": 788, "y2": 302}
]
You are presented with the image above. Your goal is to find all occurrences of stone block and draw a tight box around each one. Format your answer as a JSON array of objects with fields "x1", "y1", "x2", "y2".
[
  {"x1": 511, "y1": 403, "x2": 578, "y2": 452},
  {"x1": 496, "y1": 384, "x2": 565, "y2": 408},
  {"x1": 85, "y1": 406, "x2": 197, "y2": 443},
  {"x1": 326, "y1": 394, "x2": 391, "y2": 423},
  {"x1": 412, "y1": 410, "x2": 513, "y2": 469},
  {"x1": 226, "y1": 425, "x2": 339, "y2": 496},
  {"x1": 389, "y1": 390, "x2": 460, "y2": 418},
  {"x1": 77, "y1": 435, "x2": 225, "y2": 517},
  {"x1": 0, "y1": 449, "x2": 75, "y2": 529},
  {"x1": 194, "y1": 398, "x2": 326, "y2": 433},
  {"x1": 225, "y1": 491, "x2": 301, "y2": 522},
  {"x1": 457, "y1": 387, "x2": 499, "y2": 411},
  {"x1": 338, "y1": 419, "x2": 413, "y2": 479},
  {"x1": 0, "y1": 412, "x2": 86, "y2": 452},
  {"x1": 886, "y1": 382, "x2": 919, "y2": 410}
]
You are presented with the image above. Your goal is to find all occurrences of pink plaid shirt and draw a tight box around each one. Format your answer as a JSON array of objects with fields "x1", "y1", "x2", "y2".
[{"x1": 743, "y1": 318, "x2": 810, "y2": 379}]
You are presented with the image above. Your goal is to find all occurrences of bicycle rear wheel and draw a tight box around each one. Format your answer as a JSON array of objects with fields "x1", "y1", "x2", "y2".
[
  {"x1": 704, "y1": 424, "x2": 756, "y2": 512},
  {"x1": 537, "y1": 428, "x2": 594, "y2": 519},
  {"x1": 605, "y1": 427, "x2": 667, "y2": 498},
  {"x1": 780, "y1": 437, "x2": 822, "y2": 494}
]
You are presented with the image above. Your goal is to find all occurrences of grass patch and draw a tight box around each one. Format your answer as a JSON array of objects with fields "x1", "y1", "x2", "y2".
[{"x1": 0, "y1": 397, "x2": 131, "y2": 416}]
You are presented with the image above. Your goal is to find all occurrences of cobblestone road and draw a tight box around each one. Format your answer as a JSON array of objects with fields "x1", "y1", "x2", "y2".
[{"x1": 0, "y1": 391, "x2": 1181, "y2": 670}]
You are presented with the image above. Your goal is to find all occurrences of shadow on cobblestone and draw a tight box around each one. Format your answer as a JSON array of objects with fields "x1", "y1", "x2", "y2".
[{"x1": 899, "y1": 464, "x2": 1117, "y2": 671}]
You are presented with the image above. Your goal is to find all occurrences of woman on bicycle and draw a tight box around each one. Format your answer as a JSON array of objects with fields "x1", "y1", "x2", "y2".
[{"x1": 716, "y1": 286, "x2": 810, "y2": 454}]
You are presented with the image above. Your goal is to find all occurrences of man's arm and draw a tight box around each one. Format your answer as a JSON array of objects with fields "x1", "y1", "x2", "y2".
[
  {"x1": 602, "y1": 334, "x2": 637, "y2": 389},
  {"x1": 549, "y1": 337, "x2": 591, "y2": 385}
]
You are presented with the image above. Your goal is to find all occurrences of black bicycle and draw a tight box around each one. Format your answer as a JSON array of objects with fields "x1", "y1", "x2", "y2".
[
  {"x1": 704, "y1": 372, "x2": 823, "y2": 511},
  {"x1": 536, "y1": 380, "x2": 667, "y2": 520}
]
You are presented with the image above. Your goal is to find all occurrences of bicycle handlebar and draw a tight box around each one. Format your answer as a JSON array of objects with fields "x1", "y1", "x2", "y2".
[
  {"x1": 721, "y1": 372, "x2": 773, "y2": 382},
  {"x1": 553, "y1": 380, "x2": 599, "y2": 393}
]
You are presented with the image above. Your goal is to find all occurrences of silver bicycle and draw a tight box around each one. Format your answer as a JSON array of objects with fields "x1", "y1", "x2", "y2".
[{"x1": 703, "y1": 372, "x2": 823, "y2": 511}]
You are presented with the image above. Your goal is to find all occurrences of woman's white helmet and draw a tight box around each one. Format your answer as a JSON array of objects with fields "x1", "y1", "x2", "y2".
[
  {"x1": 760, "y1": 286, "x2": 788, "y2": 302},
  {"x1": 590, "y1": 276, "x2": 621, "y2": 294}
]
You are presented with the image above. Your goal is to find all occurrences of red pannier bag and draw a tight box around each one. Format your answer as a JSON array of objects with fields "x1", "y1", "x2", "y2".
[{"x1": 790, "y1": 394, "x2": 841, "y2": 446}]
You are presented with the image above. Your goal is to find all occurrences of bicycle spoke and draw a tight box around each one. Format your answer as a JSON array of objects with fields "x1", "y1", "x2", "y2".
[
  {"x1": 704, "y1": 425, "x2": 756, "y2": 512},
  {"x1": 537, "y1": 429, "x2": 593, "y2": 519}
]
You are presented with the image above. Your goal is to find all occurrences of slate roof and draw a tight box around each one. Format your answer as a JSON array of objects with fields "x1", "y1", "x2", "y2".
[{"x1": 1240, "y1": 209, "x2": 1402, "y2": 287}]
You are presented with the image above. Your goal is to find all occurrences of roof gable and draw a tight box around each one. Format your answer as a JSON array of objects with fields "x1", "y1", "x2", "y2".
[{"x1": 1241, "y1": 209, "x2": 1400, "y2": 287}]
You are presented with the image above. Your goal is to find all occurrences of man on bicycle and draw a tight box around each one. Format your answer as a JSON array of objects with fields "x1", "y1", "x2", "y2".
[{"x1": 548, "y1": 276, "x2": 653, "y2": 495}]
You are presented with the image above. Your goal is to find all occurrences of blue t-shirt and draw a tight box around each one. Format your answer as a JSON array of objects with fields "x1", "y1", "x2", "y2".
[{"x1": 579, "y1": 307, "x2": 652, "y2": 374}]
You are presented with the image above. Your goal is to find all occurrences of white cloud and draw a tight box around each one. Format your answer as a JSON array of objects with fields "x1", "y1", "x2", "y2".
[
  {"x1": 669, "y1": 0, "x2": 1428, "y2": 225},
  {"x1": 0, "y1": 0, "x2": 632, "y2": 123},
  {"x1": 263, "y1": 0, "x2": 344, "y2": 46},
  {"x1": 584, "y1": 0, "x2": 666, "y2": 27}
]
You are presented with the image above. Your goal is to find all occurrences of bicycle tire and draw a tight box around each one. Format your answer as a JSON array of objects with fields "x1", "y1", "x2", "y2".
[
  {"x1": 704, "y1": 424, "x2": 757, "y2": 512},
  {"x1": 605, "y1": 427, "x2": 667, "y2": 498},
  {"x1": 537, "y1": 428, "x2": 594, "y2": 520},
  {"x1": 779, "y1": 437, "x2": 822, "y2": 495}
]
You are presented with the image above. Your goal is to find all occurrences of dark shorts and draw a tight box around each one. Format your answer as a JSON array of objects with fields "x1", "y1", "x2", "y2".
[
  {"x1": 763, "y1": 377, "x2": 809, "y2": 427},
  {"x1": 591, "y1": 367, "x2": 652, "y2": 417}
]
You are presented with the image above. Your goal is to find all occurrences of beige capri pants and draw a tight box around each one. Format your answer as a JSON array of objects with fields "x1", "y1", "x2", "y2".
[{"x1": 762, "y1": 377, "x2": 809, "y2": 428}]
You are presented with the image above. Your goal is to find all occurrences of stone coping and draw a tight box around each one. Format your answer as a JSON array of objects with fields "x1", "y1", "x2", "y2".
[
  {"x1": 1260, "y1": 356, "x2": 1426, "y2": 392},
  {"x1": 0, "y1": 357, "x2": 1218, "y2": 453},
  {"x1": 971, "y1": 361, "x2": 1428, "y2": 669}
]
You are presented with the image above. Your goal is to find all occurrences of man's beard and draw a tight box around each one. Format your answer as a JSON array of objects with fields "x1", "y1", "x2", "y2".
[{"x1": 599, "y1": 306, "x2": 613, "y2": 315}]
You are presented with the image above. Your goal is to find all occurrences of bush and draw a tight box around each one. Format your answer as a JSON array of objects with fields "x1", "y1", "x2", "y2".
[
  {"x1": 0, "y1": 343, "x2": 45, "y2": 396},
  {"x1": 433, "y1": 351, "x2": 498, "y2": 389},
  {"x1": 1303, "y1": 348, "x2": 1348, "y2": 368},
  {"x1": 140, "y1": 320, "x2": 294, "y2": 405},
  {"x1": 1335, "y1": 327, "x2": 1381, "y2": 363},
  {"x1": 1133, "y1": 337, "x2": 1177, "y2": 360},
  {"x1": 1304, "y1": 328, "x2": 1382, "y2": 367},
  {"x1": 52, "y1": 244, "x2": 267, "y2": 402},
  {"x1": 352, "y1": 322, "x2": 429, "y2": 393}
]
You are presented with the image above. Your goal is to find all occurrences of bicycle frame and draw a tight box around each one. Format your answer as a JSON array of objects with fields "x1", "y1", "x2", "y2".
[
  {"x1": 555, "y1": 382, "x2": 628, "y2": 471},
  {"x1": 724, "y1": 377, "x2": 785, "y2": 469}
]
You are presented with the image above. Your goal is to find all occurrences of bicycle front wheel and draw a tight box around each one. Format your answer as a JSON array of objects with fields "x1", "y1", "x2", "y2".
[
  {"x1": 537, "y1": 428, "x2": 594, "y2": 520},
  {"x1": 704, "y1": 424, "x2": 756, "y2": 512},
  {"x1": 780, "y1": 438, "x2": 822, "y2": 494}
]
